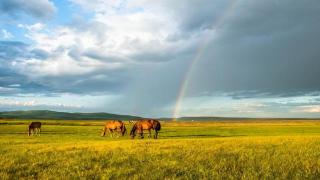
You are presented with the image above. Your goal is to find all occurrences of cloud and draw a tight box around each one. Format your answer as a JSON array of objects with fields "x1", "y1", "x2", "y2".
[
  {"x1": 177, "y1": 0, "x2": 320, "y2": 98},
  {"x1": 0, "y1": 98, "x2": 84, "y2": 111},
  {"x1": 0, "y1": 41, "x2": 52, "y2": 95},
  {"x1": 295, "y1": 106, "x2": 320, "y2": 113},
  {"x1": 0, "y1": 41, "x2": 27, "y2": 60},
  {"x1": 4, "y1": 2, "x2": 198, "y2": 96},
  {"x1": 1, "y1": 0, "x2": 320, "y2": 117},
  {"x1": 0, "y1": 0, "x2": 56, "y2": 19},
  {"x1": 0, "y1": 93, "x2": 121, "y2": 112},
  {"x1": 1, "y1": 29, "x2": 14, "y2": 39}
]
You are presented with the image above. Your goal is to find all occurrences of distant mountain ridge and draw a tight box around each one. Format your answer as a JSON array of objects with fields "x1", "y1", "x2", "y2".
[
  {"x1": 159, "y1": 116, "x2": 251, "y2": 121},
  {"x1": 0, "y1": 110, "x2": 317, "y2": 121},
  {"x1": 0, "y1": 110, "x2": 142, "y2": 120},
  {"x1": 160, "y1": 116, "x2": 318, "y2": 121}
]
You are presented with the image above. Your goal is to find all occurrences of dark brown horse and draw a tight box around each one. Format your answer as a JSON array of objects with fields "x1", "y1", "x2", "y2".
[
  {"x1": 130, "y1": 119, "x2": 161, "y2": 139},
  {"x1": 28, "y1": 122, "x2": 41, "y2": 136},
  {"x1": 101, "y1": 120, "x2": 126, "y2": 137}
]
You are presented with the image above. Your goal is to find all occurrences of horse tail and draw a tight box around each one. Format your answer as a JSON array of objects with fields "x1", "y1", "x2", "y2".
[
  {"x1": 28, "y1": 126, "x2": 31, "y2": 136},
  {"x1": 157, "y1": 122, "x2": 161, "y2": 131}
]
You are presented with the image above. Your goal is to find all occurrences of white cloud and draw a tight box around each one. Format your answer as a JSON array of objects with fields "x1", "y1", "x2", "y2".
[
  {"x1": 12, "y1": 2, "x2": 197, "y2": 81},
  {"x1": 1, "y1": 29, "x2": 14, "y2": 39},
  {"x1": 8, "y1": 84, "x2": 21, "y2": 87},
  {"x1": 70, "y1": 0, "x2": 126, "y2": 14},
  {"x1": 18, "y1": 23, "x2": 45, "y2": 32},
  {"x1": 12, "y1": 53, "x2": 122, "y2": 77},
  {"x1": 293, "y1": 105, "x2": 320, "y2": 113},
  {"x1": 0, "y1": 99, "x2": 82, "y2": 108},
  {"x1": 13, "y1": 23, "x2": 127, "y2": 77},
  {"x1": 0, "y1": 93, "x2": 122, "y2": 112}
]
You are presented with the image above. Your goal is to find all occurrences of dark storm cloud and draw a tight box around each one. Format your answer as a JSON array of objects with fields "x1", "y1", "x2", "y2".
[
  {"x1": 0, "y1": 68, "x2": 50, "y2": 96},
  {"x1": 104, "y1": 60, "x2": 190, "y2": 117},
  {"x1": 33, "y1": 70, "x2": 129, "y2": 95},
  {"x1": 0, "y1": 41, "x2": 52, "y2": 95},
  {"x1": 172, "y1": 0, "x2": 231, "y2": 32},
  {"x1": 0, "y1": 0, "x2": 56, "y2": 19},
  {"x1": 0, "y1": 41, "x2": 27, "y2": 59},
  {"x1": 183, "y1": 0, "x2": 320, "y2": 98},
  {"x1": 0, "y1": 41, "x2": 48, "y2": 60},
  {"x1": 82, "y1": 51, "x2": 125, "y2": 63},
  {"x1": 58, "y1": 0, "x2": 320, "y2": 115}
]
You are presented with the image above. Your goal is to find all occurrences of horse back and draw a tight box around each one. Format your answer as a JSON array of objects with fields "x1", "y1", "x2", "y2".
[
  {"x1": 29, "y1": 122, "x2": 41, "y2": 128},
  {"x1": 134, "y1": 120, "x2": 153, "y2": 130},
  {"x1": 105, "y1": 120, "x2": 124, "y2": 129}
]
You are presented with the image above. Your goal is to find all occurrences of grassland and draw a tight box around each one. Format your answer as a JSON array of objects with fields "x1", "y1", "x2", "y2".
[{"x1": 1, "y1": 119, "x2": 320, "y2": 179}]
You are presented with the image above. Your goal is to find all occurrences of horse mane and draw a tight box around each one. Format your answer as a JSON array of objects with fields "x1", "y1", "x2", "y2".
[{"x1": 154, "y1": 120, "x2": 161, "y2": 131}]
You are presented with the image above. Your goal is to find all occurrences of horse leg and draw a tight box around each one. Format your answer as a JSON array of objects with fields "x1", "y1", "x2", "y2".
[
  {"x1": 110, "y1": 129, "x2": 114, "y2": 137},
  {"x1": 118, "y1": 129, "x2": 122, "y2": 138},
  {"x1": 148, "y1": 129, "x2": 151, "y2": 138},
  {"x1": 131, "y1": 130, "x2": 135, "y2": 139},
  {"x1": 101, "y1": 127, "x2": 106, "y2": 137},
  {"x1": 115, "y1": 129, "x2": 119, "y2": 138},
  {"x1": 109, "y1": 129, "x2": 112, "y2": 137},
  {"x1": 154, "y1": 130, "x2": 158, "y2": 139},
  {"x1": 115, "y1": 129, "x2": 119, "y2": 137},
  {"x1": 140, "y1": 130, "x2": 144, "y2": 139}
]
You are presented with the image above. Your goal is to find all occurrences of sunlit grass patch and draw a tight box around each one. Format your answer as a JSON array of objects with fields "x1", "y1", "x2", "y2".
[{"x1": 1, "y1": 120, "x2": 320, "y2": 179}]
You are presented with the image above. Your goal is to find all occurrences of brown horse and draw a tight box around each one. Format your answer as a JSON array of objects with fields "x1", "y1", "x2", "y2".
[
  {"x1": 28, "y1": 122, "x2": 41, "y2": 136},
  {"x1": 130, "y1": 119, "x2": 161, "y2": 139},
  {"x1": 101, "y1": 120, "x2": 126, "y2": 137}
]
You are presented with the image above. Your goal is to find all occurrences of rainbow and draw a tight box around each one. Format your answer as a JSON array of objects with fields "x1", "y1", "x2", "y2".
[{"x1": 172, "y1": 1, "x2": 240, "y2": 120}]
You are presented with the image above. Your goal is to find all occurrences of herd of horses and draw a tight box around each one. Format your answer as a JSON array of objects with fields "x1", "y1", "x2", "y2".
[{"x1": 28, "y1": 119, "x2": 161, "y2": 139}]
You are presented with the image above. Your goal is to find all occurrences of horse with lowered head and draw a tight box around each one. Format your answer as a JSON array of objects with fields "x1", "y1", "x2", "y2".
[
  {"x1": 101, "y1": 120, "x2": 126, "y2": 137},
  {"x1": 130, "y1": 119, "x2": 161, "y2": 139},
  {"x1": 28, "y1": 122, "x2": 41, "y2": 136}
]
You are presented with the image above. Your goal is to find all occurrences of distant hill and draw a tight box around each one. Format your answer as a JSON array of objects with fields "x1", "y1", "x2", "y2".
[
  {"x1": 159, "y1": 116, "x2": 248, "y2": 121},
  {"x1": 159, "y1": 116, "x2": 317, "y2": 121},
  {"x1": 0, "y1": 110, "x2": 142, "y2": 120},
  {"x1": 0, "y1": 110, "x2": 316, "y2": 121},
  {"x1": 175, "y1": 116, "x2": 247, "y2": 121}
]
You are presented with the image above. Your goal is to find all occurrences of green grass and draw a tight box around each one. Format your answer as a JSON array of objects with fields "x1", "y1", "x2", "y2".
[{"x1": 1, "y1": 120, "x2": 320, "y2": 179}]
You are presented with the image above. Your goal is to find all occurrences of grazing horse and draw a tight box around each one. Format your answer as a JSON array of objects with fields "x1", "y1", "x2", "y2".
[
  {"x1": 130, "y1": 119, "x2": 161, "y2": 139},
  {"x1": 101, "y1": 120, "x2": 126, "y2": 137},
  {"x1": 28, "y1": 122, "x2": 41, "y2": 136}
]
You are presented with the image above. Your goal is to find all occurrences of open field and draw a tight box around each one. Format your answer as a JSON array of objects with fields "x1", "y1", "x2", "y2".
[{"x1": 1, "y1": 120, "x2": 320, "y2": 179}]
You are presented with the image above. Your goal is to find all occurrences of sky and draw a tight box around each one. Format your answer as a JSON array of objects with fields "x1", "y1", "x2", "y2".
[{"x1": 1, "y1": 0, "x2": 320, "y2": 118}]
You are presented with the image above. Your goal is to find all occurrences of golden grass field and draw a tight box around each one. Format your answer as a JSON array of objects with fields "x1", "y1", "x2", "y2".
[{"x1": 1, "y1": 119, "x2": 320, "y2": 179}]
